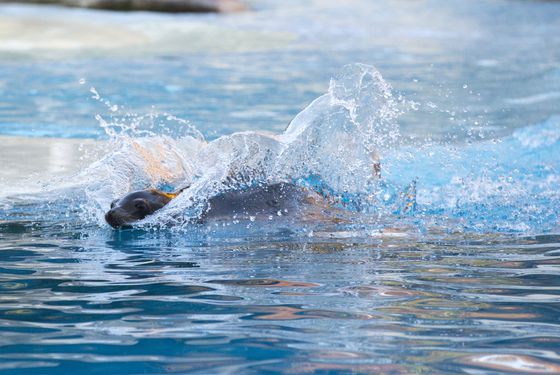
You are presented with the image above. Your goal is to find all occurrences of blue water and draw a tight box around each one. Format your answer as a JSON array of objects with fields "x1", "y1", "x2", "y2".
[{"x1": 1, "y1": 0, "x2": 560, "y2": 373}]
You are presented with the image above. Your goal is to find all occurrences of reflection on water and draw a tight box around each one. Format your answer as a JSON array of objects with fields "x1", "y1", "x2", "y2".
[{"x1": 1, "y1": 222, "x2": 559, "y2": 374}]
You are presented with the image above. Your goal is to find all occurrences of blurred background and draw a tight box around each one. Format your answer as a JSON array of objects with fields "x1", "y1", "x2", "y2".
[{"x1": 0, "y1": 0, "x2": 559, "y2": 192}]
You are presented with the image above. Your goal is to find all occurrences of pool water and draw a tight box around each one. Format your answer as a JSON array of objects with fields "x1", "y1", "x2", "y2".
[{"x1": 1, "y1": 0, "x2": 560, "y2": 373}]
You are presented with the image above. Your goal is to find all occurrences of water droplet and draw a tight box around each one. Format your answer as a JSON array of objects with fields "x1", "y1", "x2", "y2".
[
  {"x1": 79, "y1": 78, "x2": 86, "y2": 85},
  {"x1": 463, "y1": 84, "x2": 468, "y2": 89},
  {"x1": 89, "y1": 87, "x2": 100, "y2": 100}
]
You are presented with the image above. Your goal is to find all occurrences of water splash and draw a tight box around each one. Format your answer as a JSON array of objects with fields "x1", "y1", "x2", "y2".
[
  {"x1": 383, "y1": 115, "x2": 560, "y2": 232},
  {"x1": 277, "y1": 64, "x2": 403, "y2": 195},
  {"x1": 13, "y1": 64, "x2": 558, "y2": 235},
  {"x1": 146, "y1": 64, "x2": 405, "y2": 228}
]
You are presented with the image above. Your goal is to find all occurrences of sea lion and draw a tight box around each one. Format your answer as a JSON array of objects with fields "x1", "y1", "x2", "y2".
[
  {"x1": 104, "y1": 146, "x2": 381, "y2": 229},
  {"x1": 105, "y1": 189, "x2": 180, "y2": 228},
  {"x1": 104, "y1": 182, "x2": 327, "y2": 229}
]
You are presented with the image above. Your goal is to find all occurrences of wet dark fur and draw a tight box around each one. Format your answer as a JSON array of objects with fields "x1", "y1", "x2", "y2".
[
  {"x1": 105, "y1": 190, "x2": 173, "y2": 228},
  {"x1": 105, "y1": 183, "x2": 321, "y2": 229}
]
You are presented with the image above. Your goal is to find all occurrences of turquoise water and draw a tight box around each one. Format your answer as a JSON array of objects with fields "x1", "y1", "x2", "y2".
[{"x1": 1, "y1": 0, "x2": 560, "y2": 373}]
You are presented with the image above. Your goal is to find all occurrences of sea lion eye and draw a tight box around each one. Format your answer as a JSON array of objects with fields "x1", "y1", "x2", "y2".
[{"x1": 134, "y1": 199, "x2": 148, "y2": 211}]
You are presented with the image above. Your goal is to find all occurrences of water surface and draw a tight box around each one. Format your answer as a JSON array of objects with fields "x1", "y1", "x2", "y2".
[{"x1": 1, "y1": 0, "x2": 560, "y2": 374}]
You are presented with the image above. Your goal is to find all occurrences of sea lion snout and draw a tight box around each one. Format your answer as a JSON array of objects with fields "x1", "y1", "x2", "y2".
[
  {"x1": 105, "y1": 206, "x2": 142, "y2": 228},
  {"x1": 105, "y1": 209, "x2": 129, "y2": 229}
]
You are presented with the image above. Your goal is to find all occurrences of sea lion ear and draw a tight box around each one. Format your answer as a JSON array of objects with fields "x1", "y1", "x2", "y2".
[{"x1": 159, "y1": 191, "x2": 179, "y2": 199}]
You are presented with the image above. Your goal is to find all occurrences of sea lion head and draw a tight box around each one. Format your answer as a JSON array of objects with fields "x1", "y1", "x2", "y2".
[{"x1": 105, "y1": 189, "x2": 177, "y2": 229}]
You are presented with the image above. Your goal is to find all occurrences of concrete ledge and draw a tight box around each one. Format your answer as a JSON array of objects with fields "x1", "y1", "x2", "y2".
[{"x1": 0, "y1": 136, "x2": 100, "y2": 197}]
